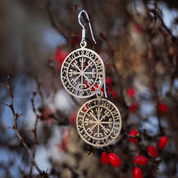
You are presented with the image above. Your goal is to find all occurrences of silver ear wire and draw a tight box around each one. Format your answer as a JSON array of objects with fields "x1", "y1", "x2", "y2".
[
  {"x1": 78, "y1": 10, "x2": 97, "y2": 45},
  {"x1": 98, "y1": 75, "x2": 107, "y2": 98},
  {"x1": 103, "y1": 78, "x2": 107, "y2": 98}
]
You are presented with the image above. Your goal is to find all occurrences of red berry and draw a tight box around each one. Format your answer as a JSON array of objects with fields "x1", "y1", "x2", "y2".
[
  {"x1": 101, "y1": 152, "x2": 109, "y2": 165},
  {"x1": 84, "y1": 81, "x2": 90, "y2": 88},
  {"x1": 133, "y1": 167, "x2": 143, "y2": 178},
  {"x1": 101, "y1": 86, "x2": 105, "y2": 93},
  {"x1": 92, "y1": 83, "x2": 105, "y2": 94},
  {"x1": 127, "y1": 87, "x2": 136, "y2": 98},
  {"x1": 108, "y1": 152, "x2": 121, "y2": 167},
  {"x1": 148, "y1": 145, "x2": 158, "y2": 159},
  {"x1": 129, "y1": 130, "x2": 139, "y2": 143},
  {"x1": 93, "y1": 83, "x2": 99, "y2": 91},
  {"x1": 158, "y1": 102, "x2": 168, "y2": 114},
  {"x1": 129, "y1": 101, "x2": 138, "y2": 113},
  {"x1": 133, "y1": 155, "x2": 148, "y2": 166},
  {"x1": 53, "y1": 48, "x2": 69, "y2": 70},
  {"x1": 105, "y1": 77, "x2": 112, "y2": 85},
  {"x1": 158, "y1": 136, "x2": 168, "y2": 150},
  {"x1": 111, "y1": 90, "x2": 118, "y2": 98}
]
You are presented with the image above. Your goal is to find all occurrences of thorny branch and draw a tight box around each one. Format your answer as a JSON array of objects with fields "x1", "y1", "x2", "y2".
[
  {"x1": 29, "y1": 92, "x2": 40, "y2": 176},
  {"x1": 1, "y1": 73, "x2": 49, "y2": 178}
]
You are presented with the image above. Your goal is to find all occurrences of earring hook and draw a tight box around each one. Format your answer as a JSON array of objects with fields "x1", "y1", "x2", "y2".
[
  {"x1": 78, "y1": 10, "x2": 96, "y2": 46},
  {"x1": 98, "y1": 75, "x2": 108, "y2": 98}
]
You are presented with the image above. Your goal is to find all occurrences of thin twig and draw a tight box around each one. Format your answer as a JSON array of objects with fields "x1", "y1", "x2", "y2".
[
  {"x1": 1, "y1": 73, "x2": 42, "y2": 176},
  {"x1": 29, "y1": 92, "x2": 40, "y2": 176},
  {"x1": 34, "y1": 77, "x2": 45, "y2": 107}
]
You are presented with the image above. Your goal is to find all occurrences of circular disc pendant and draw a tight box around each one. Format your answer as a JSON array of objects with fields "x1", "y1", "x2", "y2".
[
  {"x1": 61, "y1": 47, "x2": 105, "y2": 98},
  {"x1": 76, "y1": 98, "x2": 122, "y2": 147}
]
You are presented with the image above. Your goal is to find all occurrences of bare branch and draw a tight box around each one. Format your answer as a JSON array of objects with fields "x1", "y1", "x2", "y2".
[{"x1": 2, "y1": 73, "x2": 43, "y2": 176}]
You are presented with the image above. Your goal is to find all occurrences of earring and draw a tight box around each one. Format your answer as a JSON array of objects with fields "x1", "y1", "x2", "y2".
[
  {"x1": 76, "y1": 92, "x2": 122, "y2": 147},
  {"x1": 61, "y1": 10, "x2": 122, "y2": 148},
  {"x1": 61, "y1": 10, "x2": 105, "y2": 98}
]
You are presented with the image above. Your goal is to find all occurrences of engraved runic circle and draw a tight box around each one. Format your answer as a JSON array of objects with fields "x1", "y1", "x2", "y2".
[
  {"x1": 76, "y1": 98, "x2": 122, "y2": 147},
  {"x1": 61, "y1": 47, "x2": 105, "y2": 98}
]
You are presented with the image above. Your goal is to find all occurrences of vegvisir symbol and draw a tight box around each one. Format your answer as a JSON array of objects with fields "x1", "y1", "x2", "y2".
[
  {"x1": 70, "y1": 57, "x2": 96, "y2": 87},
  {"x1": 61, "y1": 48, "x2": 105, "y2": 98},
  {"x1": 76, "y1": 98, "x2": 122, "y2": 147}
]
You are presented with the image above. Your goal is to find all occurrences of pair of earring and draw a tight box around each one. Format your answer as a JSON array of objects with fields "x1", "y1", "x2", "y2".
[{"x1": 60, "y1": 10, "x2": 122, "y2": 148}]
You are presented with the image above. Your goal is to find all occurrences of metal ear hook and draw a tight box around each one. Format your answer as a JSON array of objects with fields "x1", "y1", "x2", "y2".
[
  {"x1": 78, "y1": 10, "x2": 97, "y2": 46},
  {"x1": 103, "y1": 79, "x2": 107, "y2": 98},
  {"x1": 98, "y1": 75, "x2": 108, "y2": 98}
]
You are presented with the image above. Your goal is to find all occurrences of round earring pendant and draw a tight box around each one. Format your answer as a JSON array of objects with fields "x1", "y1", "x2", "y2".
[
  {"x1": 76, "y1": 98, "x2": 122, "y2": 147},
  {"x1": 61, "y1": 47, "x2": 105, "y2": 98}
]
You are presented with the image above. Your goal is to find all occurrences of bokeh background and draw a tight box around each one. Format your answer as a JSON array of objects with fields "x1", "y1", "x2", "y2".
[{"x1": 0, "y1": 0, "x2": 178, "y2": 177}]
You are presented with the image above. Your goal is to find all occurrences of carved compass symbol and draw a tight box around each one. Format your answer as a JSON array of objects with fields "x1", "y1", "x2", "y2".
[
  {"x1": 61, "y1": 47, "x2": 105, "y2": 98},
  {"x1": 76, "y1": 98, "x2": 122, "y2": 147}
]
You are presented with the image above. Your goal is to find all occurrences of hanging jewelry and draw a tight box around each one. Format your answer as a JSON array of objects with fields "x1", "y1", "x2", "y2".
[
  {"x1": 76, "y1": 92, "x2": 122, "y2": 147},
  {"x1": 61, "y1": 10, "x2": 105, "y2": 98},
  {"x1": 60, "y1": 10, "x2": 122, "y2": 147}
]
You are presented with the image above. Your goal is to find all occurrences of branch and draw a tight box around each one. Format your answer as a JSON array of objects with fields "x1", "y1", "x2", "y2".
[
  {"x1": 1, "y1": 73, "x2": 43, "y2": 176},
  {"x1": 29, "y1": 92, "x2": 40, "y2": 176},
  {"x1": 34, "y1": 77, "x2": 45, "y2": 107}
]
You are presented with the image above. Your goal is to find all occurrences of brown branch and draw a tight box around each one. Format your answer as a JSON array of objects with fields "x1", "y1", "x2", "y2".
[
  {"x1": 29, "y1": 92, "x2": 40, "y2": 176},
  {"x1": 1, "y1": 73, "x2": 43, "y2": 176},
  {"x1": 146, "y1": 5, "x2": 173, "y2": 39},
  {"x1": 34, "y1": 77, "x2": 45, "y2": 107}
]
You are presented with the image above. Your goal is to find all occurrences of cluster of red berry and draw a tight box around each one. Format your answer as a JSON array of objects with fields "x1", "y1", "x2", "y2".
[
  {"x1": 105, "y1": 78, "x2": 118, "y2": 98},
  {"x1": 101, "y1": 152, "x2": 121, "y2": 167},
  {"x1": 129, "y1": 129, "x2": 168, "y2": 177},
  {"x1": 127, "y1": 87, "x2": 138, "y2": 113},
  {"x1": 127, "y1": 87, "x2": 169, "y2": 115},
  {"x1": 100, "y1": 129, "x2": 168, "y2": 177}
]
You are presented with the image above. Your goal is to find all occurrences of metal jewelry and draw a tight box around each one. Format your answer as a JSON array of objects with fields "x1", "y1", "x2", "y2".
[
  {"x1": 61, "y1": 10, "x2": 122, "y2": 147},
  {"x1": 76, "y1": 92, "x2": 122, "y2": 147},
  {"x1": 61, "y1": 10, "x2": 105, "y2": 98}
]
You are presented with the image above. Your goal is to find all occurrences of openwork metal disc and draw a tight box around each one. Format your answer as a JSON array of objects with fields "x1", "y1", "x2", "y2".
[
  {"x1": 76, "y1": 98, "x2": 122, "y2": 147},
  {"x1": 61, "y1": 47, "x2": 105, "y2": 98}
]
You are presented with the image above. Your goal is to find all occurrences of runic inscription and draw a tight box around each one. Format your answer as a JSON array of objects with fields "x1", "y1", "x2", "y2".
[{"x1": 76, "y1": 98, "x2": 122, "y2": 147}]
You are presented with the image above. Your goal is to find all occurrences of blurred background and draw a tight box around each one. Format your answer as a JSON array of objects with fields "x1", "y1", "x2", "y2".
[{"x1": 0, "y1": 0, "x2": 178, "y2": 177}]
